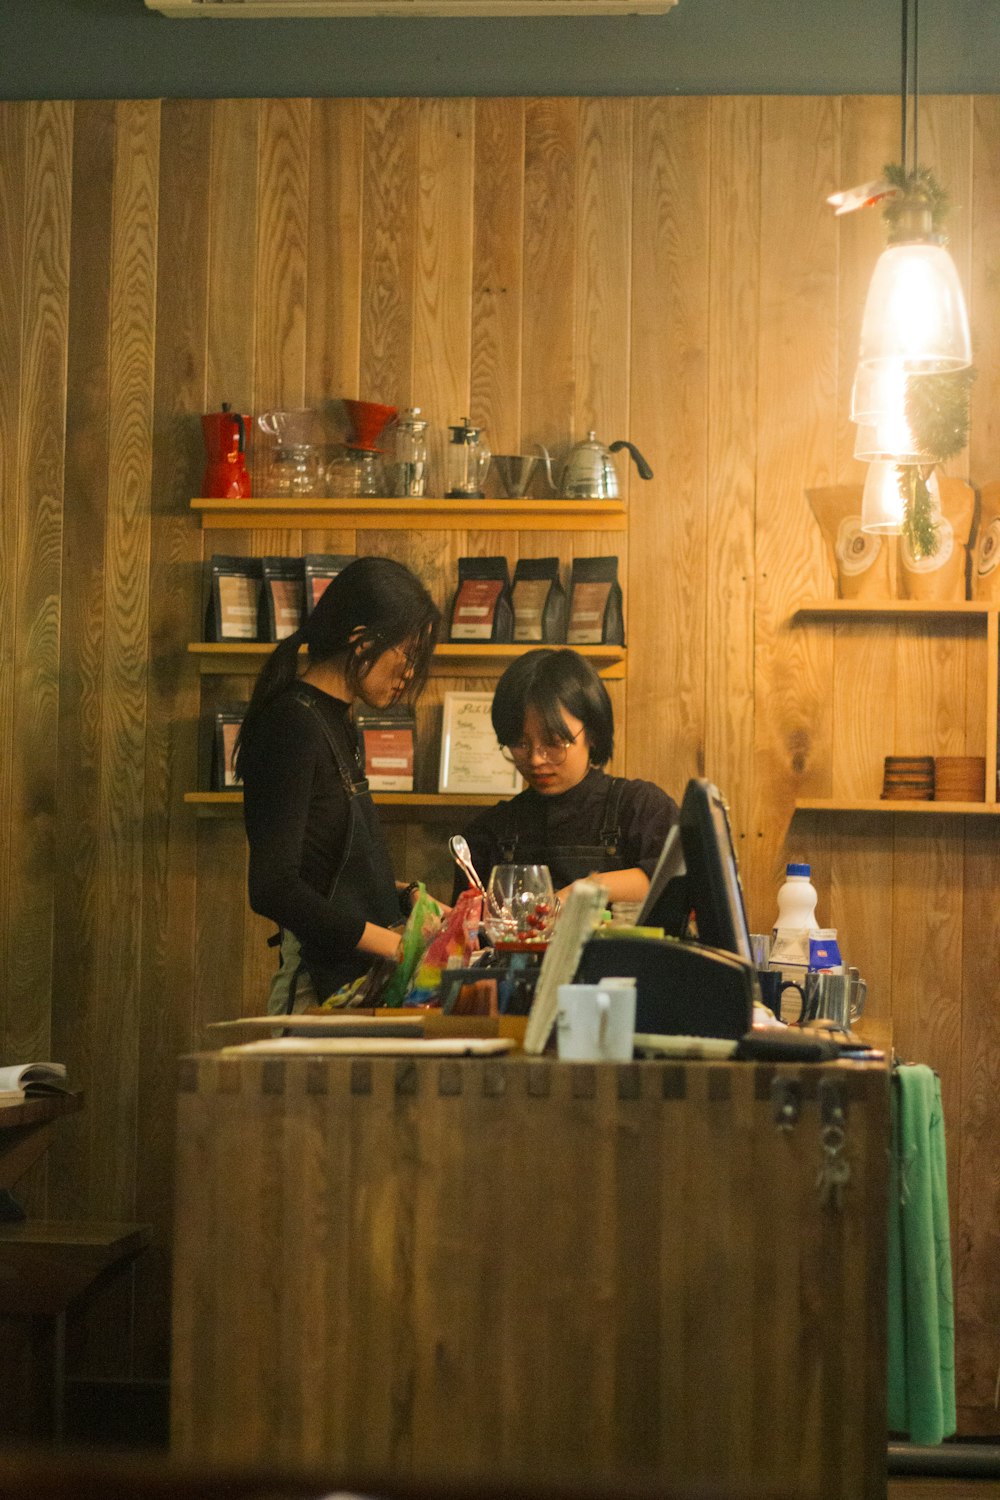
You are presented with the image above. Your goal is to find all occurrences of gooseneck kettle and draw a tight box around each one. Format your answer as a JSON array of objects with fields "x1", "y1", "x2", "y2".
[{"x1": 540, "y1": 431, "x2": 653, "y2": 500}]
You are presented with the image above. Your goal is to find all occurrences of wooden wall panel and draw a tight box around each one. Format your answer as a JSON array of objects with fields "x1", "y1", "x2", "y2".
[
  {"x1": 8, "y1": 101, "x2": 72, "y2": 1077},
  {"x1": 1, "y1": 93, "x2": 999, "y2": 1436},
  {"x1": 306, "y1": 98, "x2": 363, "y2": 407},
  {"x1": 749, "y1": 96, "x2": 840, "y2": 927},
  {"x1": 206, "y1": 100, "x2": 259, "y2": 423},
  {"x1": 471, "y1": 98, "x2": 524, "y2": 457},
  {"x1": 255, "y1": 99, "x2": 309, "y2": 413},
  {"x1": 627, "y1": 98, "x2": 710, "y2": 800},
  {"x1": 134, "y1": 96, "x2": 213, "y2": 1379},
  {"x1": 0, "y1": 103, "x2": 28, "y2": 1064},
  {"x1": 704, "y1": 96, "x2": 759, "y2": 840},
  {"x1": 50, "y1": 99, "x2": 115, "y2": 1222},
  {"x1": 92, "y1": 100, "x2": 159, "y2": 1224}
]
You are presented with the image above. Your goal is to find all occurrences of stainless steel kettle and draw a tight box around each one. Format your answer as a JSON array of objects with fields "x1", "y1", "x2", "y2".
[{"x1": 541, "y1": 431, "x2": 653, "y2": 499}]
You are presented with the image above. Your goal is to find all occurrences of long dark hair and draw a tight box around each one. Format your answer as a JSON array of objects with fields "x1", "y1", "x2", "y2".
[
  {"x1": 235, "y1": 556, "x2": 439, "y2": 776},
  {"x1": 491, "y1": 648, "x2": 614, "y2": 766}
]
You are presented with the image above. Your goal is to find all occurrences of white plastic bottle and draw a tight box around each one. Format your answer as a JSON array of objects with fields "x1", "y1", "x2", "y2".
[
  {"x1": 770, "y1": 863, "x2": 820, "y2": 997},
  {"x1": 773, "y1": 863, "x2": 818, "y2": 934}
]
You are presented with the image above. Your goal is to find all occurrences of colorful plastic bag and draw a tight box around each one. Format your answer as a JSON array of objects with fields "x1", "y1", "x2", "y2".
[
  {"x1": 407, "y1": 888, "x2": 484, "y2": 1006},
  {"x1": 380, "y1": 883, "x2": 444, "y2": 1008}
]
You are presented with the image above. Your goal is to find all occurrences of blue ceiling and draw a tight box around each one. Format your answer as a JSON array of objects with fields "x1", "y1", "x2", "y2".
[{"x1": 3, "y1": 0, "x2": 997, "y2": 100}]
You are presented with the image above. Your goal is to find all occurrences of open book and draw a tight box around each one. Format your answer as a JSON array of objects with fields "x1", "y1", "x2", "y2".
[{"x1": 0, "y1": 1062, "x2": 69, "y2": 1101}]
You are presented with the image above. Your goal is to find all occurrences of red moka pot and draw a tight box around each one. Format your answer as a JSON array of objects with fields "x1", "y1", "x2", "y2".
[{"x1": 202, "y1": 404, "x2": 252, "y2": 498}]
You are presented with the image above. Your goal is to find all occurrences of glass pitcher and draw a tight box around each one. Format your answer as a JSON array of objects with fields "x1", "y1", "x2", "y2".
[{"x1": 445, "y1": 417, "x2": 490, "y2": 500}]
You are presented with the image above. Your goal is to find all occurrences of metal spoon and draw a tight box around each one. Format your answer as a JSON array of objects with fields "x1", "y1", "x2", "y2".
[{"x1": 449, "y1": 834, "x2": 486, "y2": 894}]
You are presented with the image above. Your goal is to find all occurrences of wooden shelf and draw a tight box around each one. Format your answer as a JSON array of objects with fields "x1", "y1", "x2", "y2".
[
  {"x1": 191, "y1": 496, "x2": 627, "y2": 532},
  {"x1": 188, "y1": 640, "x2": 627, "y2": 679},
  {"x1": 794, "y1": 599, "x2": 994, "y2": 618},
  {"x1": 792, "y1": 601, "x2": 1000, "y2": 820},
  {"x1": 796, "y1": 798, "x2": 1000, "y2": 815},
  {"x1": 186, "y1": 791, "x2": 506, "y2": 820}
]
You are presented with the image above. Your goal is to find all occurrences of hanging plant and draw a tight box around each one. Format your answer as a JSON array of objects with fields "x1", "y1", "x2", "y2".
[
  {"x1": 905, "y1": 366, "x2": 975, "y2": 462},
  {"x1": 895, "y1": 464, "x2": 938, "y2": 560},
  {"x1": 880, "y1": 163, "x2": 951, "y2": 237}
]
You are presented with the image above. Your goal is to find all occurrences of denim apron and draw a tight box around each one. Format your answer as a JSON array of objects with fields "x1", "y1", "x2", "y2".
[{"x1": 495, "y1": 775, "x2": 628, "y2": 890}]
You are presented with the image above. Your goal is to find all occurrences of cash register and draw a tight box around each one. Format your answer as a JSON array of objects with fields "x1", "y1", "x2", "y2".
[{"x1": 575, "y1": 777, "x2": 757, "y2": 1040}]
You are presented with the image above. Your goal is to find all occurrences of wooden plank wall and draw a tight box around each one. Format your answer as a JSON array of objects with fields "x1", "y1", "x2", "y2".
[{"x1": 0, "y1": 94, "x2": 998, "y2": 1433}]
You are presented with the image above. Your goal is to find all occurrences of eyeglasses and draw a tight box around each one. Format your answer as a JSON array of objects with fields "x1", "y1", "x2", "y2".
[{"x1": 500, "y1": 729, "x2": 583, "y2": 766}]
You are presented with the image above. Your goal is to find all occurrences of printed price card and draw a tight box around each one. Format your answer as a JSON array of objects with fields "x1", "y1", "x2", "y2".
[{"x1": 438, "y1": 692, "x2": 523, "y2": 796}]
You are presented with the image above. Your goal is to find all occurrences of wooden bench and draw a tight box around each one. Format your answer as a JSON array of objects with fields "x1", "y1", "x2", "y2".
[{"x1": 0, "y1": 1220, "x2": 151, "y2": 1442}]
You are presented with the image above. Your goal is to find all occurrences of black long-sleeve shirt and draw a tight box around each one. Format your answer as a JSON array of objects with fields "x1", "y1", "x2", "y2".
[
  {"x1": 240, "y1": 685, "x2": 369, "y2": 966},
  {"x1": 455, "y1": 766, "x2": 678, "y2": 900}
]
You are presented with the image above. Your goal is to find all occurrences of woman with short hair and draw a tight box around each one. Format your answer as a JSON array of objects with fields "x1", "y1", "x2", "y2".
[{"x1": 455, "y1": 647, "x2": 678, "y2": 905}]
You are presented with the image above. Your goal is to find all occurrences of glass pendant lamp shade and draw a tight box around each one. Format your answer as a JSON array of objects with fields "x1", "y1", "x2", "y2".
[
  {"x1": 850, "y1": 359, "x2": 910, "y2": 423},
  {"x1": 861, "y1": 461, "x2": 907, "y2": 532},
  {"x1": 861, "y1": 461, "x2": 939, "y2": 534},
  {"x1": 856, "y1": 242, "x2": 972, "y2": 373},
  {"x1": 853, "y1": 411, "x2": 925, "y2": 463}
]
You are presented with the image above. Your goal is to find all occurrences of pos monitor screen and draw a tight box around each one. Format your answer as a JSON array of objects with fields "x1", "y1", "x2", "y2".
[{"x1": 637, "y1": 777, "x2": 753, "y2": 963}]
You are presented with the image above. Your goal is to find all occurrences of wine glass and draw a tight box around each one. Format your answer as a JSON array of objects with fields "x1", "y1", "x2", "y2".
[{"x1": 484, "y1": 864, "x2": 556, "y2": 945}]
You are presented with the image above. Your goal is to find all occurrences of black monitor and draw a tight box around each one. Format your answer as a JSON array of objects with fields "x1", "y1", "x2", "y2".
[{"x1": 637, "y1": 777, "x2": 753, "y2": 963}]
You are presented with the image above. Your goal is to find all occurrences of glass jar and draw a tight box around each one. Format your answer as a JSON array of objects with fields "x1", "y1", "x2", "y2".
[{"x1": 389, "y1": 407, "x2": 429, "y2": 498}]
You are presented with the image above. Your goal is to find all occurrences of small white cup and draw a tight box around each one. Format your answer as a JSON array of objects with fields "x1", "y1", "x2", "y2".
[{"x1": 556, "y1": 979, "x2": 637, "y2": 1063}]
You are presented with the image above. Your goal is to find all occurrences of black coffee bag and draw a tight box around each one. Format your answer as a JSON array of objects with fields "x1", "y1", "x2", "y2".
[
  {"x1": 212, "y1": 705, "x2": 248, "y2": 790},
  {"x1": 206, "y1": 555, "x2": 262, "y2": 642},
  {"x1": 354, "y1": 705, "x2": 416, "y2": 792},
  {"x1": 511, "y1": 557, "x2": 566, "y2": 643},
  {"x1": 448, "y1": 556, "x2": 514, "y2": 642},
  {"x1": 566, "y1": 556, "x2": 624, "y2": 646},
  {"x1": 260, "y1": 556, "x2": 306, "y2": 642},
  {"x1": 303, "y1": 553, "x2": 356, "y2": 614}
]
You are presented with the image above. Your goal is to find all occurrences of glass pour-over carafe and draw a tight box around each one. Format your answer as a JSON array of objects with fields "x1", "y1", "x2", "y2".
[{"x1": 445, "y1": 417, "x2": 490, "y2": 500}]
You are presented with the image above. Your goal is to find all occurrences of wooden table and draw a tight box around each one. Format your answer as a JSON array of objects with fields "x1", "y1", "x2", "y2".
[
  {"x1": 0, "y1": 1091, "x2": 82, "y2": 1200},
  {"x1": 172, "y1": 1050, "x2": 890, "y2": 1498}
]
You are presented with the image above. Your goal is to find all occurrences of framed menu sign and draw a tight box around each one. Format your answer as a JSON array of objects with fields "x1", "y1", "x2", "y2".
[{"x1": 438, "y1": 692, "x2": 523, "y2": 796}]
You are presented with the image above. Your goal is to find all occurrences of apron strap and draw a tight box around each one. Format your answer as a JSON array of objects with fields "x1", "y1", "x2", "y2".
[
  {"x1": 598, "y1": 776, "x2": 627, "y2": 855},
  {"x1": 498, "y1": 774, "x2": 627, "y2": 863},
  {"x1": 290, "y1": 685, "x2": 368, "y2": 799}
]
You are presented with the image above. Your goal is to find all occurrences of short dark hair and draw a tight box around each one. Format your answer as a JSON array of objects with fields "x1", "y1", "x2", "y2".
[{"x1": 491, "y1": 648, "x2": 614, "y2": 766}]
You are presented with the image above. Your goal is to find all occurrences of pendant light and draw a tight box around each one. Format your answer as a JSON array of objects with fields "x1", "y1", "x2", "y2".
[
  {"x1": 854, "y1": 0, "x2": 971, "y2": 388},
  {"x1": 829, "y1": 0, "x2": 973, "y2": 547}
]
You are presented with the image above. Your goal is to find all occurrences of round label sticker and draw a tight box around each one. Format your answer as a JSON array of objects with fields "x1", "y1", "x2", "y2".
[
  {"x1": 976, "y1": 516, "x2": 1000, "y2": 578},
  {"x1": 835, "y1": 516, "x2": 882, "y2": 576},
  {"x1": 902, "y1": 516, "x2": 954, "y2": 573}
]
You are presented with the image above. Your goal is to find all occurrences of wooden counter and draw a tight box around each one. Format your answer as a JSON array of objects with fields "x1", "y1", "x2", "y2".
[{"x1": 172, "y1": 1050, "x2": 890, "y2": 1498}]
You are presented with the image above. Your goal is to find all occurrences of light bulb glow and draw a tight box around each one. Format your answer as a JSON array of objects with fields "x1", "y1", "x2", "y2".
[
  {"x1": 860, "y1": 462, "x2": 940, "y2": 535},
  {"x1": 853, "y1": 412, "x2": 925, "y2": 463},
  {"x1": 860, "y1": 461, "x2": 907, "y2": 533},
  {"x1": 857, "y1": 242, "x2": 971, "y2": 373}
]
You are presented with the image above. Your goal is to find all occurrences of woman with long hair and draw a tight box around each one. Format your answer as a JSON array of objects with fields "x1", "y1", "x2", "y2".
[
  {"x1": 454, "y1": 647, "x2": 677, "y2": 906},
  {"x1": 236, "y1": 555, "x2": 440, "y2": 1013}
]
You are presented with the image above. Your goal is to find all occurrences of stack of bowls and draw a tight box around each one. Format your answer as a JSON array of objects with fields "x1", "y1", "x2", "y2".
[{"x1": 881, "y1": 755, "x2": 934, "y2": 801}]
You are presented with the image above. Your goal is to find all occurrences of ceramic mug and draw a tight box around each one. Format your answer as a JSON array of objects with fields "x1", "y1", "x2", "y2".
[{"x1": 556, "y1": 979, "x2": 636, "y2": 1062}]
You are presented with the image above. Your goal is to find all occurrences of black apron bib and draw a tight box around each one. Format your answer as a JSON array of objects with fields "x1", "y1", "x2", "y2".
[
  {"x1": 283, "y1": 688, "x2": 400, "y2": 1008},
  {"x1": 496, "y1": 776, "x2": 628, "y2": 890}
]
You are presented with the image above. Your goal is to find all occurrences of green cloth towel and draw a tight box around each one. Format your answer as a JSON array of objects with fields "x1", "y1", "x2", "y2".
[{"x1": 887, "y1": 1063, "x2": 956, "y2": 1444}]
